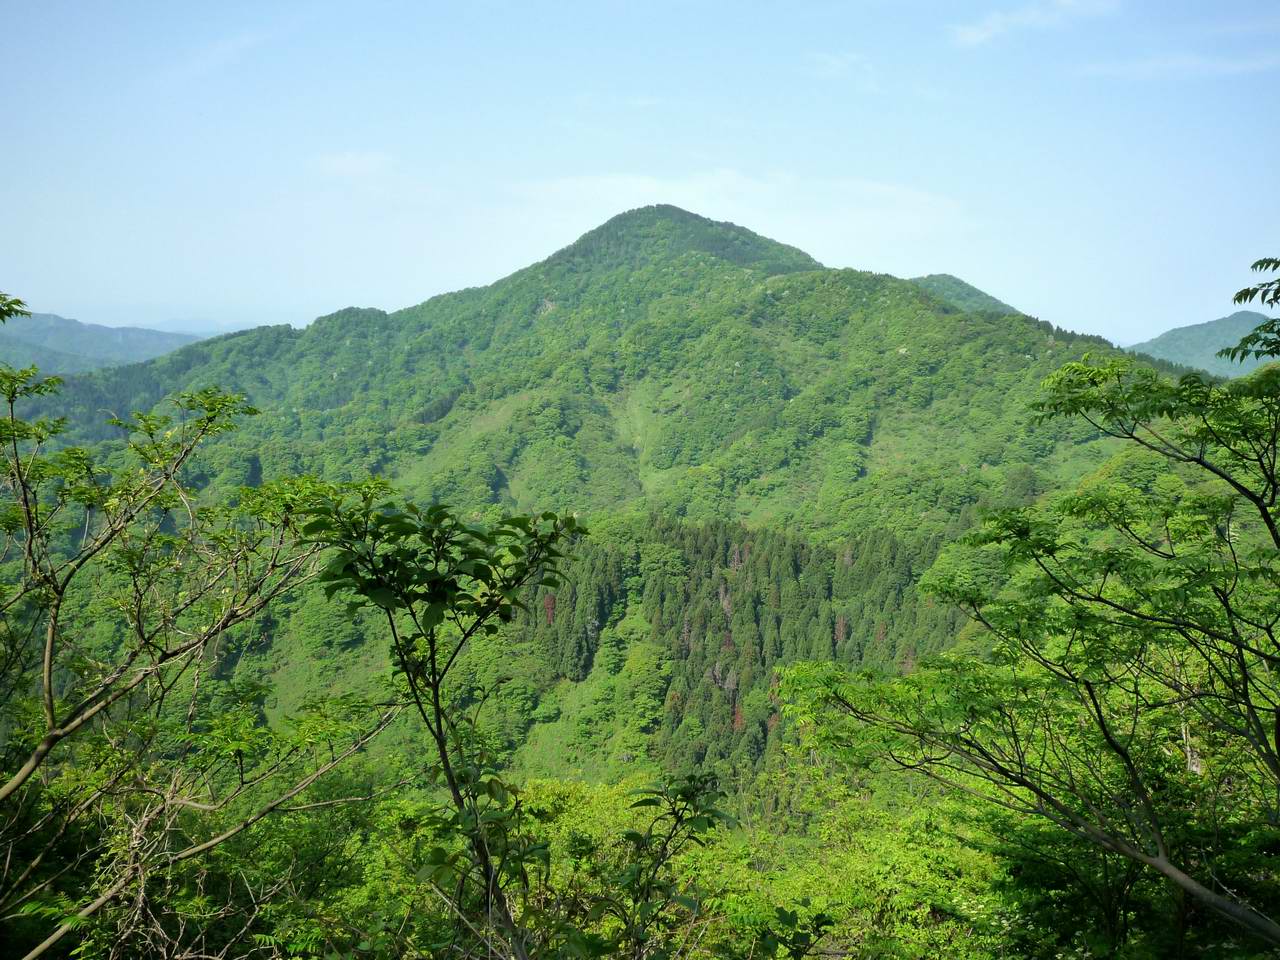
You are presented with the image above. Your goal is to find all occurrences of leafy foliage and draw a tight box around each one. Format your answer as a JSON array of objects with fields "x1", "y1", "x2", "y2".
[
  {"x1": 787, "y1": 326, "x2": 1280, "y2": 948},
  {"x1": 1223, "y1": 257, "x2": 1280, "y2": 364},
  {"x1": 0, "y1": 366, "x2": 399, "y2": 958},
  {"x1": 300, "y1": 489, "x2": 831, "y2": 958},
  {"x1": 0, "y1": 292, "x2": 31, "y2": 324}
]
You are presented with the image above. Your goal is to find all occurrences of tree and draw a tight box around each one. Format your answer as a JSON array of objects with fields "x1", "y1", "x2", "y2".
[
  {"x1": 1233, "y1": 256, "x2": 1280, "y2": 311},
  {"x1": 0, "y1": 296, "x2": 398, "y2": 958},
  {"x1": 304, "y1": 490, "x2": 580, "y2": 958},
  {"x1": 785, "y1": 265, "x2": 1280, "y2": 948},
  {"x1": 0, "y1": 293, "x2": 29, "y2": 325},
  {"x1": 306, "y1": 492, "x2": 830, "y2": 958}
]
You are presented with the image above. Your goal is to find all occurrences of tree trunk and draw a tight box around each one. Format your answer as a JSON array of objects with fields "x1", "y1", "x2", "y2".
[{"x1": 1141, "y1": 852, "x2": 1280, "y2": 947}]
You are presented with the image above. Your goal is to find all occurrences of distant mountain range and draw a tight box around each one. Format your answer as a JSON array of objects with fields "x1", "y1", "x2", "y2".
[
  {"x1": 1130, "y1": 309, "x2": 1272, "y2": 378},
  {"x1": 0, "y1": 312, "x2": 200, "y2": 373}
]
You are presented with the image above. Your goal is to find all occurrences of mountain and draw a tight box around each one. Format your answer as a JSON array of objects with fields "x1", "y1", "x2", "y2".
[
  {"x1": 0, "y1": 329, "x2": 102, "y2": 374},
  {"x1": 0, "y1": 312, "x2": 200, "y2": 372},
  {"x1": 50, "y1": 206, "x2": 1115, "y2": 541},
  {"x1": 1129, "y1": 309, "x2": 1272, "y2": 377},
  {"x1": 545, "y1": 203, "x2": 823, "y2": 275},
  {"x1": 45, "y1": 204, "x2": 1157, "y2": 773},
  {"x1": 909, "y1": 273, "x2": 1016, "y2": 314}
]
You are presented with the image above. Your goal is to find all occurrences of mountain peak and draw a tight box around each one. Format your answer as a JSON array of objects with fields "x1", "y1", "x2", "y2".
[
  {"x1": 545, "y1": 205, "x2": 822, "y2": 276},
  {"x1": 909, "y1": 274, "x2": 1017, "y2": 315}
]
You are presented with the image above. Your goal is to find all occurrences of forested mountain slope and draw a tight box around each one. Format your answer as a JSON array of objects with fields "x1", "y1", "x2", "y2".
[
  {"x1": 0, "y1": 311, "x2": 198, "y2": 371},
  {"x1": 1130, "y1": 308, "x2": 1272, "y2": 377},
  {"x1": 16, "y1": 209, "x2": 1274, "y2": 959},
  {"x1": 908, "y1": 273, "x2": 1016, "y2": 314},
  {"x1": 45, "y1": 205, "x2": 1161, "y2": 777},
  {"x1": 54, "y1": 205, "x2": 1118, "y2": 541}
]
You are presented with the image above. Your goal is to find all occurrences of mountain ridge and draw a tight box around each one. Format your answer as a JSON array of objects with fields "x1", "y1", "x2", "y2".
[
  {"x1": 0, "y1": 311, "x2": 200, "y2": 372},
  {"x1": 1130, "y1": 309, "x2": 1272, "y2": 378},
  {"x1": 909, "y1": 273, "x2": 1017, "y2": 315},
  {"x1": 46, "y1": 206, "x2": 1124, "y2": 547}
]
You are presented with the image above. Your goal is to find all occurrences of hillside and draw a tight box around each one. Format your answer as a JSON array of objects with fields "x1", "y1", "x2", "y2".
[
  {"x1": 53, "y1": 206, "x2": 1114, "y2": 545},
  {"x1": 909, "y1": 273, "x2": 1017, "y2": 314},
  {"x1": 0, "y1": 328, "x2": 101, "y2": 373},
  {"x1": 37, "y1": 204, "x2": 1155, "y2": 778},
  {"x1": 1130, "y1": 309, "x2": 1272, "y2": 377},
  {"x1": 0, "y1": 311, "x2": 198, "y2": 372}
]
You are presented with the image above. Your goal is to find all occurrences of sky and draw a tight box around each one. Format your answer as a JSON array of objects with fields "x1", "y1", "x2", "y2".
[{"x1": 2, "y1": 1, "x2": 1277, "y2": 343}]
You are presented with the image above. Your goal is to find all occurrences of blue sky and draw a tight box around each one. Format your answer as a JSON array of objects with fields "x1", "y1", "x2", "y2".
[{"x1": 2, "y1": 0, "x2": 1276, "y2": 342}]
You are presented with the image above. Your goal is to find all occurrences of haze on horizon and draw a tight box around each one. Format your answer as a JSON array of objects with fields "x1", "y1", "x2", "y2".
[{"x1": 3, "y1": 0, "x2": 1277, "y2": 342}]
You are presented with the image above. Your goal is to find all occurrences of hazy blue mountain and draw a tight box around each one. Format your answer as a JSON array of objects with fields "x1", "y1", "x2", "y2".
[
  {"x1": 1129, "y1": 310, "x2": 1272, "y2": 378},
  {"x1": 0, "y1": 312, "x2": 200, "y2": 372}
]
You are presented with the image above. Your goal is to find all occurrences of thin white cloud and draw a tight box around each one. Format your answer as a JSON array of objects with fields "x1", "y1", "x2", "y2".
[
  {"x1": 803, "y1": 52, "x2": 875, "y2": 93},
  {"x1": 1081, "y1": 52, "x2": 1280, "y2": 78},
  {"x1": 951, "y1": 0, "x2": 1116, "y2": 47},
  {"x1": 158, "y1": 32, "x2": 268, "y2": 84},
  {"x1": 313, "y1": 151, "x2": 398, "y2": 179},
  {"x1": 305, "y1": 150, "x2": 446, "y2": 210},
  {"x1": 803, "y1": 52, "x2": 878, "y2": 92}
]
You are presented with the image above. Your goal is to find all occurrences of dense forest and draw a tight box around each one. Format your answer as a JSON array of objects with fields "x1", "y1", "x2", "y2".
[{"x1": 1, "y1": 216, "x2": 1278, "y2": 959}]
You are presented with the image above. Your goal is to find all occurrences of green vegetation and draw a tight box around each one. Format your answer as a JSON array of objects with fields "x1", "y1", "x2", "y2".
[
  {"x1": 0, "y1": 357, "x2": 396, "y2": 957},
  {"x1": 0, "y1": 312, "x2": 199, "y2": 373},
  {"x1": 35, "y1": 206, "x2": 1173, "y2": 790},
  {"x1": 2, "y1": 221, "x2": 1278, "y2": 958},
  {"x1": 788, "y1": 257, "x2": 1280, "y2": 955},
  {"x1": 908, "y1": 273, "x2": 1017, "y2": 315},
  {"x1": 46, "y1": 206, "x2": 1138, "y2": 546}
]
